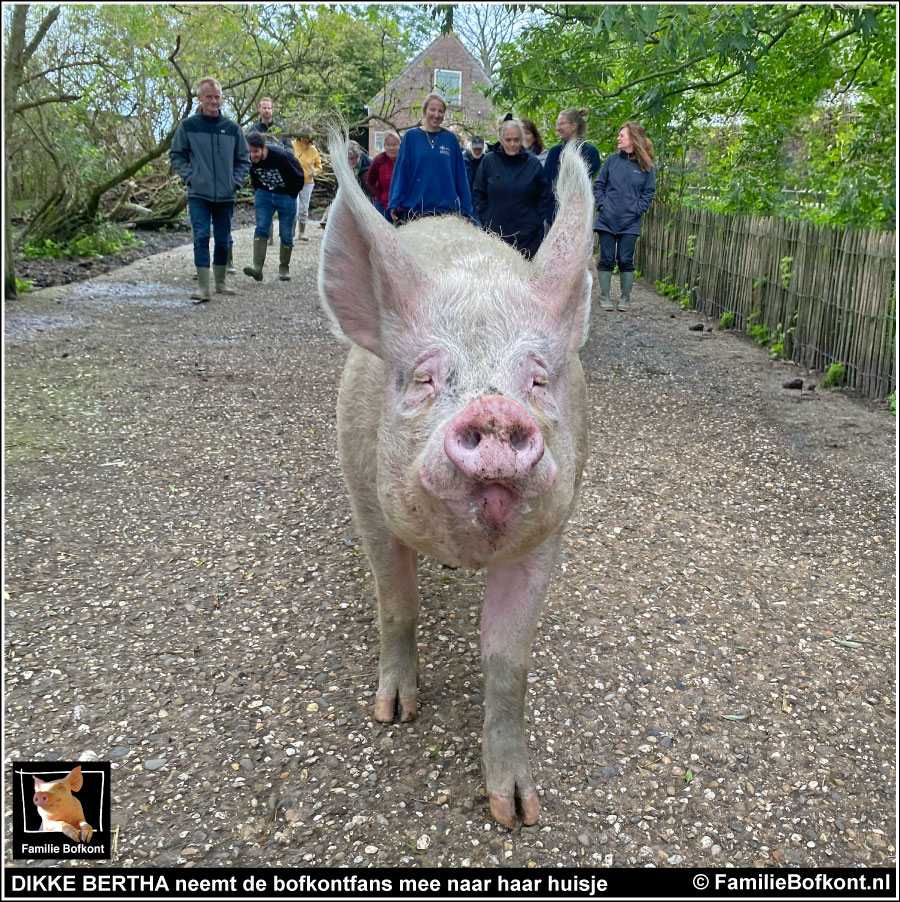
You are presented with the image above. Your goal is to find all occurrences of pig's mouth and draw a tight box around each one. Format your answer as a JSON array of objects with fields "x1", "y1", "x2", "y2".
[
  {"x1": 470, "y1": 483, "x2": 521, "y2": 533},
  {"x1": 418, "y1": 467, "x2": 533, "y2": 550},
  {"x1": 450, "y1": 480, "x2": 528, "y2": 552}
]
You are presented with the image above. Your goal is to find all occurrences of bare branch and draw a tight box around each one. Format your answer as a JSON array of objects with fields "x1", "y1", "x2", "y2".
[
  {"x1": 15, "y1": 93, "x2": 81, "y2": 113},
  {"x1": 166, "y1": 34, "x2": 193, "y2": 116},
  {"x1": 22, "y1": 5, "x2": 61, "y2": 64},
  {"x1": 21, "y1": 57, "x2": 118, "y2": 85}
]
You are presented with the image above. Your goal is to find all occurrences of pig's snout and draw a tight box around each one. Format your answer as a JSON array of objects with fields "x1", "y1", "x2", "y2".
[
  {"x1": 445, "y1": 396, "x2": 544, "y2": 482},
  {"x1": 33, "y1": 792, "x2": 50, "y2": 809}
]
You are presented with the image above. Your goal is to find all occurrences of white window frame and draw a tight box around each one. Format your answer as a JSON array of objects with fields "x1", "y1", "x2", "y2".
[{"x1": 433, "y1": 69, "x2": 462, "y2": 106}]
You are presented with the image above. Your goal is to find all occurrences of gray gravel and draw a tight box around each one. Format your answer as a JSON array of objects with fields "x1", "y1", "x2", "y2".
[{"x1": 4, "y1": 225, "x2": 895, "y2": 869}]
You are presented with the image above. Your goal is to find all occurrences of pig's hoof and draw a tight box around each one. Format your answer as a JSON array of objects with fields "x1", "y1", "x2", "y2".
[
  {"x1": 489, "y1": 790, "x2": 540, "y2": 828},
  {"x1": 489, "y1": 793, "x2": 517, "y2": 828},
  {"x1": 79, "y1": 822, "x2": 93, "y2": 843},
  {"x1": 373, "y1": 694, "x2": 417, "y2": 723},
  {"x1": 61, "y1": 824, "x2": 80, "y2": 842}
]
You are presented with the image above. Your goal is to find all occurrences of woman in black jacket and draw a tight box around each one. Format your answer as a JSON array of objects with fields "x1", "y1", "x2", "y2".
[{"x1": 472, "y1": 116, "x2": 552, "y2": 259}]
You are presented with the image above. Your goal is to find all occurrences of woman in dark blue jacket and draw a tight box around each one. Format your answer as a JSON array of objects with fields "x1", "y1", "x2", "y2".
[
  {"x1": 593, "y1": 121, "x2": 656, "y2": 311},
  {"x1": 472, "y1": 117, "x2": 552, "y2": 259}
]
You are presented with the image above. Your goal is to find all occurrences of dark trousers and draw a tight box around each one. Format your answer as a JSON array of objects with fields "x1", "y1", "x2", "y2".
[
  {"x1": 597, "y1": 230, "x2": 639, "y2": 273},
  {"x1": 189, "y1": 198, "x2": 234, "y2": 268}
]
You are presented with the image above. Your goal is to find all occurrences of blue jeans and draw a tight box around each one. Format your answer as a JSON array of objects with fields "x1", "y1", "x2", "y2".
[
  {"x1": 597, "y1": 230, "x2": 639, "y2": 272},
  {"x1": 253, "y1": 191, "x2": 296, "y2": 245},
  {"x1": 189, "y1": 198, "x2": 234, "y2": 267}
]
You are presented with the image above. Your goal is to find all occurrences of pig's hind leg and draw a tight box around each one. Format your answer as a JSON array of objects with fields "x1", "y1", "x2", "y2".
[
  {"x1": 367, "y1": 535, "x2": 420, "y2": 723},
  {"x1": 481, "y1": 539, "x2": 558, "y2": 827}
]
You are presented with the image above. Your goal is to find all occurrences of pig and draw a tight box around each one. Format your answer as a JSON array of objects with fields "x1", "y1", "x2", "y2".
[
  {"x1": 317, "y1": 133, "x2": 594, "y2": 827},
  {"x1": 32, "y1": 766, "x2": 93, "y2": 842}
]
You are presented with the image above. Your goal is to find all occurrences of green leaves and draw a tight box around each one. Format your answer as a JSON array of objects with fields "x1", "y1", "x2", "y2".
[{"x1": 489, "y1": 3, "x2": 894, "y2": 229}]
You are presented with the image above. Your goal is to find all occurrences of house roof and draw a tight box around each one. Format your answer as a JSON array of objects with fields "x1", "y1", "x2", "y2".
[{"x1": 368, "y1": 31, "x2": 491, "y2": 110}]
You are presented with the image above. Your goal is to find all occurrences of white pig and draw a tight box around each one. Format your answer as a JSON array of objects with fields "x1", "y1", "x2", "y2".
[{"x1": 318, "y1": 133, "x2": 594, "y2": 827}]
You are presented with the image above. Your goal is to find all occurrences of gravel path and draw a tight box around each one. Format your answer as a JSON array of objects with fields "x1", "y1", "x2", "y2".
[{"x1": 4, "y1": 225, "x2": 895, "y2": 869}]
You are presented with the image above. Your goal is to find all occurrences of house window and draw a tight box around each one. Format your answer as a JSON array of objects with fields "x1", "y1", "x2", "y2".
[
  {"x1": 433, "y1": 69, "x2": 462, "y2": 106},
  {"x1": 373, "y1": 131, "x2": 388, "y2": 153}
]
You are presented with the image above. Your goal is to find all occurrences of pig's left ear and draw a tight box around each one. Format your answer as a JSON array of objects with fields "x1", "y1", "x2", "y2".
[
  {"x1": 530, "y1": 143, "x2": 595, "y2": 352},
  {"x1": 67, "y1": 766, "x2": 84, "y2": 791},
  {"x1": 317, "y1": 135, "x2": 427, "y2": 359}
]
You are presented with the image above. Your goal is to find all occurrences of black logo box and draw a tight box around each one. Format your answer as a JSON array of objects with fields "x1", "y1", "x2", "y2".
[{"x1": 12, "y1": 761, "x2": 111, "y2": 860}]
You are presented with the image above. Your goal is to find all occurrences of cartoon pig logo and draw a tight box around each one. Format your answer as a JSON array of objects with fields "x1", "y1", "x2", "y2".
[{"x1": 32, "y1": 766, "x2": 93, "y2": 842}]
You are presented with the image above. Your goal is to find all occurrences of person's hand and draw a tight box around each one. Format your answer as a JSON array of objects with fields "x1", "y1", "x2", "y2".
[{"x1": 390, "y1": 210, "x2": 399, "y2": 223}]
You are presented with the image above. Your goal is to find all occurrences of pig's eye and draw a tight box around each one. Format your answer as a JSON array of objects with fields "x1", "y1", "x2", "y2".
[
  {"x1": 401, "y1": 372, "x2": 436, "y2": 412},
  {"x1": 533, "y1": 376, "x2": 548, "y2": 387}
]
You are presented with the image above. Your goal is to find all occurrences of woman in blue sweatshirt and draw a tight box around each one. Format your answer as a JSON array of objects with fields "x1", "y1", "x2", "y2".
[
  {"x1": 387, "y1": 93, "x2": 474, "y2": 223},
  {"x1": 593, "y1": 122, "x2": 656, "y2": 311}
]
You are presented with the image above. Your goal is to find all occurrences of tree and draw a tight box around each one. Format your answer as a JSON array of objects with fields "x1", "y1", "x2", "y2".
[
  {"x1": 450, "y1": 4, "x2": 539, "y2": 75},
  {"x1": 4, "y1": 4, "x2": 68, "y2": 298},
  {"x1": 3, "y1": 3, "x2": 417, "y2": 297},
  {"x1": 489, "y1": 4, "x2": 896, "y2": 227}
]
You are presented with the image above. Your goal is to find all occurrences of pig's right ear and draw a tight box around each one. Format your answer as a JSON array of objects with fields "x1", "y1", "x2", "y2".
[{"x1": 317, "y1": 136, "x2": 427, "y2": 359}]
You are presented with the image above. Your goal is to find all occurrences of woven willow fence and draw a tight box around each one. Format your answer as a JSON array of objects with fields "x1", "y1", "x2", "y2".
[{"x1": 637, "y1": 203, "x2": 897, "y2": 400}]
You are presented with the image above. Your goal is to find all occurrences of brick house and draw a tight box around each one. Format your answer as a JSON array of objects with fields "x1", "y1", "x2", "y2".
[{"x1": 366, "y1": 31, "x2": 500, "y2": 155}]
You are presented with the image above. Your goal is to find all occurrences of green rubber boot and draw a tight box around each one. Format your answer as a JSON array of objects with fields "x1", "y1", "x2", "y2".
[
  {"x1": 190, "y1": 267, "x2": 210, "y2": 303},
  {"x1": 278, "y1": 243, "x2": 293, "y2": 281},
  {"x1": 618, "y1": 271, "x2": 636, "y2": 311},
  {"x1": 297, "y1": 222, "x2": 309, "y2": 242},
  {"x1": 243, "y1": 236, "x2": 267, "y2": 282},
  {"x1": 598, "y1": 270, "x2": 614, "y2": 310},
  {"x1": 226, "y1": 246, "x2": 236, "y2": 274},
  {"x1": 213, "y1": 264, "x2": 235, "y2": 296}
]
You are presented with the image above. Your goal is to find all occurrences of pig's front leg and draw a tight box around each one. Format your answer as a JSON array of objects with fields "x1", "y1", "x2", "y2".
[
  {"x1": 59, "y1": 822, "x2": 81, "y2": 842},
  {"x1": 481, "y1": 538, "x2": 558, "y2": 827},
  {"x1": 368, "y1": 535, "x2": 420, "y2": 723}
]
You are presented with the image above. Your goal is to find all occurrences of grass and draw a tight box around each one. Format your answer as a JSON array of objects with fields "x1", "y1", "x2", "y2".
[
  {"x1": 717, "y1": 311, "x2": 735, "y2": 330},
  {"x1": 22, "y1": 222, "x2": 141, "y2": 261},
  {"x1": 654, "y1": 277, "x2": 692, "y2": 310},
  {"x1": 823, "y1": 363, "x2": 846, "y2": 388}
]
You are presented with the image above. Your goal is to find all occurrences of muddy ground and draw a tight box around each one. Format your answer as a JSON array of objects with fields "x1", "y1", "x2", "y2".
[{"x1": 4, "y1": 224, "x2": 896, "y2": 870}]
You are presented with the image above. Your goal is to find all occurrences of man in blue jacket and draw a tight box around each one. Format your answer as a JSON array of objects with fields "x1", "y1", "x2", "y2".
[{"x1": 169, "y1": 77, "x2": 251, "y2": 303}]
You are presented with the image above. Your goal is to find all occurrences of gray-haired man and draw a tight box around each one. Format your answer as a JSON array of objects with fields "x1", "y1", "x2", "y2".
[{"x1": 169, "y1": 77, "x2": 251, "y2": 302}]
